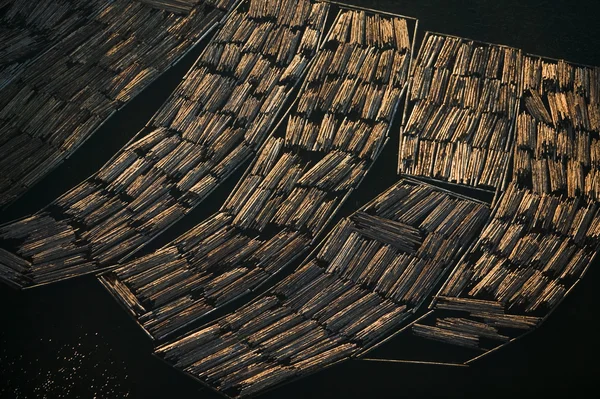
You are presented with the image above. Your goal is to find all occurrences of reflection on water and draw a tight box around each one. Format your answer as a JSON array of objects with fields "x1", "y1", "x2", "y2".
[{"x1": 0, "y1": 333, "x2": 130, "y2": 399}]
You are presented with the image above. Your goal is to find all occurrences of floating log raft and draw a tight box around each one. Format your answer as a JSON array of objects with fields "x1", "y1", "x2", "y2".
[
  {"x1": 403, "y1": 54, "x2": 600, "y2": 364},
  {"x1": 399, "y1": 32, "x2": 521, "y2": 192},
  {"x1": 514, "y1": 56, "x2": 600, "y2": 199},
  {"x1": 99, "y1": 7, "x2": 415, "y2": 340},
  {"x1": 153, "y1": 178, "x2": 489, "y2": 398},
  {"x1": 410, "y1": 181, "x2": 600, "y2": 361},
  {"x1": 0, "y1": 0, "x2": 111, "y2": 90},
  {"x1": 0, "y1": 0, "x2": 329, "y2": 288},
  {"x1": 0, "y1": 0, "x2": 240, "y2": 207}
]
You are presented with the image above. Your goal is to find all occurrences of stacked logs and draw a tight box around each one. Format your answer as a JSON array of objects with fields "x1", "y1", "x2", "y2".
[
  {"x1": 0, "y1": 0, "x2": 238, "y2": 206},
  {"x1": 99, "y1": 8, "x2": 413, "y2": 341},
  {"x1": 154, "y1": 179, "x2": 489, "y2": 398},
  {"x1": 399, "y1": 32, "x2": 521, "y2": 191},
  {"x1": 0, "y1": 0, "x2": 328, "y2": 288}
]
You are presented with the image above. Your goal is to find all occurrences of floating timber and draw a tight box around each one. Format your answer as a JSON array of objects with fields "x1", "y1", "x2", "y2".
[
  {"x1": 0, "y1": 0, "x2": 110, "y2": 91},
  {"x1": 0, "y1": 0, "x2": 239, "y2": 207},
  {"x1": 398, "y1": 32, "x2": 522, "y2": 194},
  {"x1": 99, "y1": 5, "x2": 416, "y2": 340},
  {"x1": 399, "y1": 182, "x2": 600, "y2": 363},
  {"x1": 0, "y1": 0, "x2": 330, "y2": 288},
  {"x1": 514, "y1": 55, "x2": 600, "y2": 199},
  {"x1": 153, "y1": 178, "x2": 489, "y2": 398},
  {"x1": 2, "y1": 0, "x2": 596, "y2": 385}
]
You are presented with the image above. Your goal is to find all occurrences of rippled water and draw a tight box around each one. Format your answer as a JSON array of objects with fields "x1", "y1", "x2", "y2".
[
  {"x1": 2, "y1": 1, "x2": 600, "y2": 398},
  {"x1": 1, "y1": 334, "x2": 130, "y2": 398}
]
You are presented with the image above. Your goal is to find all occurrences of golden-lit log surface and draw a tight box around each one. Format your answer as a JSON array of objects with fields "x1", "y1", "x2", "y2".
[
  {"x1": 0, "y1": 0, "x2": 238, "y2": 207},
  {"x1": 399, "y1": 32, "x2": 521, "y2": 192},
  {"x1": 398, "y1": 56, "x2": 600, "y2": 364},
  {"x1": 0, "y1": 0, "x2": 329, "y2": 288},
  {"x1": 100, "y1": 7, "x2": 413, "y2": 340},
  {"x1": 514, "y1": 56, "x2": 600, "y2": 199},
  {"x1": 154, "y1": 179, "x2": 489, "y2": 398},
  {"x1": 409, "y1": 182, "x2": 600, "y2": 359},
  {"x1": 3, "y1": 0, "x2": 599, "y2": 388}
]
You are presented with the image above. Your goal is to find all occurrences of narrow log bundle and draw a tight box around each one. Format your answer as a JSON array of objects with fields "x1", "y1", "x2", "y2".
[
  {"x1": 0, "y1": 0, "x2": 329, "y2": 288},
  {"x1": 154, "y1": 179, "x2": 489, "y2": 398},
  {"x1": 514, "y1": 56, "x2": 600, "y2": 199},
  {"x1": 0, "y1": 0, "x2": 239, "y2": 207},
  {"x1": 411, "y1": 182, "x2": 600, "y2": 356},
  {"x1": 399, "y1": 32, "x2": 521, "y2": 191},
  {"x1": 99, "y1": 7, "x2": 414, "y2": 340}
]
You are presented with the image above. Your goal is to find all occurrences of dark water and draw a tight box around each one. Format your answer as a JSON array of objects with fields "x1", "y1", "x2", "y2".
[{"x1": 2, "y1": 1, "x2": 600, "y2": 397}]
